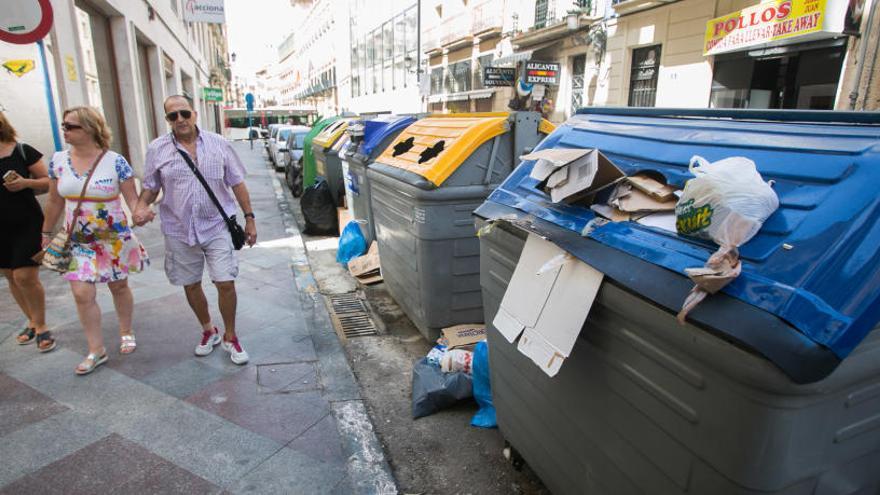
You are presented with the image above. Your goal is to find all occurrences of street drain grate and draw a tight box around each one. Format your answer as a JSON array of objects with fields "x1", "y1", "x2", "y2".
[{"x1": 326, "y1": 293, "x2": 378, "y2": 339}]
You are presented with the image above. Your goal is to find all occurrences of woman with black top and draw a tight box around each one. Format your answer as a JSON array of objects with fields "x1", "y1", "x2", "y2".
[{"x1": 0, "y1": 112, "x2": 55, "y2": 352}]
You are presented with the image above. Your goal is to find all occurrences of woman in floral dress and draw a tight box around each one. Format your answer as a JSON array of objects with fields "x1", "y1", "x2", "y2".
[{"x1": 41, "y1": 107, "x2": 149, "y2": 375}]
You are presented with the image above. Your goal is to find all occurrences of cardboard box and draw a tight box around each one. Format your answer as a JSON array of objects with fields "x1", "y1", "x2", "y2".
[
  {"x1": 492, "y1": 233, "x2": 604, "y2": 377},
  {"x1": 522, "y1": 148, "x2": 625, "y2": 204},
  {"x1": 441, "y1": 324, "x2": 486, "y2": 349},
  {"x1": 627, "y1": 174, "x2": 677, "y2": 202},
  {"x1": 348, "y1": 241, "x2": 382, "y2": 285},
  {"x1": 337, "y1": 207, "x2": 353, "y2": 236},
  {"x1": 526, "y1": 148, "x2": 590, "y2": 182}
]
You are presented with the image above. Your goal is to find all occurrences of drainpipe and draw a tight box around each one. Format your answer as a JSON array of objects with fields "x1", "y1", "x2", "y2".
[
  {"x1": 862, "y1": 3, "x2": 879, "y2": 109},
  {"x1": 848, "y1": 0, "x2": 878, "y2": 110},
  {"x1": 417, "y1": 0, "x2": 421, "y2": 85}
]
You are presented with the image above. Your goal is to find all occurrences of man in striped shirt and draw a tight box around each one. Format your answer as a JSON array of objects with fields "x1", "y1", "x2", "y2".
[{"x1": 134, "y1": 95, "x2": 256, "y2": 365}]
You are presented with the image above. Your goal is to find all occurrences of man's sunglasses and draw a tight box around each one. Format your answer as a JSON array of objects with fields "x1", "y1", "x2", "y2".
[
  {"x1": 165, "y1": 110, "x2": 193, "y2": 121},
  {"x1": 61, "y1": 123, "x2": 83, "y2": 131}
]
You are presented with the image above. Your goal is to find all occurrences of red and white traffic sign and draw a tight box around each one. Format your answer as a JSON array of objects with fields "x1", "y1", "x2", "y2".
[{"x1": 0, "y1": 0, "x2": 54, "y2": 45}]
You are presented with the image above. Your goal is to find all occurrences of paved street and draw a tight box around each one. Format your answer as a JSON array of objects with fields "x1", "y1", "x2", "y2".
[{"x1": 0, "y1": 142, "x2": 395, "y2": 494}]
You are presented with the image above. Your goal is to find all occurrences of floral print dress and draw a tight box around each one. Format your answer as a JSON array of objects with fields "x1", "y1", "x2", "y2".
[{"x1": 49, "y1": 150, "x2": 148, "y2": 283}]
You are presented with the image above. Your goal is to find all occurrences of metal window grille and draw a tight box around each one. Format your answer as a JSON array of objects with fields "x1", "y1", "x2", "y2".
[
  {"x1": 535, "y1": 0, "x2": 549, "y2": 29},
  {"x1": 571, "y1": 54, "x2": 586, "y2": 111},
  {"x1": 628, "y1": 45, "x2": 661, "y2": 107}
]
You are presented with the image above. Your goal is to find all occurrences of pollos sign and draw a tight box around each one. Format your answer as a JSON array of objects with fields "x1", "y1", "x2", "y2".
[{"x1": 704, "y1": 0, "x2": 848, "y2": 56}]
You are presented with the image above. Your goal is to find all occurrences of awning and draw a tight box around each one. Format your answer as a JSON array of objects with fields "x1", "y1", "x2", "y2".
[
  {"x1": 492, "y1": 39, "x2": 562, "y2": 67},
  {"x1": 469, "y1": 89, "x2": 495, "y2": 99}
]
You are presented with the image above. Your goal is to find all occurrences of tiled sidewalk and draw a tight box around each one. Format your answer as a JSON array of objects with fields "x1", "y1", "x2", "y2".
[{"x1": 0, "y1": 142, "x2": 395, "y2": 494}]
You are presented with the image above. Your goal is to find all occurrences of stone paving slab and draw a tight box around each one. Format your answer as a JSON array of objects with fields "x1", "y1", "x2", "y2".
[{"x1": 0, "y1": 142, "x2": 395, "y2": 494}]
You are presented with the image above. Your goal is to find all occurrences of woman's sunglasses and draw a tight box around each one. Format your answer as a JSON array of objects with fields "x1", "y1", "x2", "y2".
[
  {"x1": 61, "y1": 123, "x2": 83, "y2": 131},
  {"x1": 165, "y1": 110, "x2": 193, "y2": 122}
]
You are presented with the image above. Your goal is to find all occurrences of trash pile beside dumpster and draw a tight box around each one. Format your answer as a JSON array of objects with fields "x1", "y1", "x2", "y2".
[
  {"x1": 473, "y1": 107, "x2": 880, "y2": 495},
  {"x1": 410, "y1": 323, "x2": 496, "y2": 428}
]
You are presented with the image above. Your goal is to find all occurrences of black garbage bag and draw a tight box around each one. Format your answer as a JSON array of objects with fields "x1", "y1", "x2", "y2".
[
  {"x1": 301, "y1": 177, "x2": 338, "y2": 235},
  {"x1": 412, "y1": 358, "x2": 473, "y2": 419}
]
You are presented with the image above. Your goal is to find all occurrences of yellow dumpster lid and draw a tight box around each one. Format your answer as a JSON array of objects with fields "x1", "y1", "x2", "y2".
[
  {"x1": 331, "y1": 134, "x2": 350, "y2": 153},
  {"x1": 539, "y1": 118, "x2": 556, "y2": 135},
  {"x1": 376, "y1": 113, "x2": 511, "y2": 186},
  {"x1": 312, "y1": 118, "x2": 351, "y2": 149}
]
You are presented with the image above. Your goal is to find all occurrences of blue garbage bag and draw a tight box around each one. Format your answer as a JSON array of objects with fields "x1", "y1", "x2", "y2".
[
  {"x1": 337, "y1": 220, "x2": 367, "y2": 264},
  {"x1": 470, "y1": 340, "x2": 497, "y2": 428}
]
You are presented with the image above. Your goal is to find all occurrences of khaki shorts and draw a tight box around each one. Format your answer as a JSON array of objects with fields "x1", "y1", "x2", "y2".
[{"x1": 164, "y1": 235, "x2": 238, "y2": 286}]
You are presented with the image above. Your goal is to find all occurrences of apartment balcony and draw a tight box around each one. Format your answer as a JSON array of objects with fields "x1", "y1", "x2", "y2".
[
  {"x1": 514, "y1": 3, "x2": 602, "y2": 49},
  {"x1": 611, "y1": 0, "x2": 680, "y2": 16},
  {"x1": 440, "y1": 11, "x2": 473, "y2": 49},
  {"x1": 472, "y1": 0, "x2": 503, "y2": 38},
  {"x1": 423, "y1": 25, "x2": 442, "y2": 55}
]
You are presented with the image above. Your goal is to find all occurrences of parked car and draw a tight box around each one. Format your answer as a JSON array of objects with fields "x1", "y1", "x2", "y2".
[
  {"x1": 269, "y1": 125, "x2": 295, "y2": 170},
  {"x1": 265, "y1": 124, "x2": 281, "y2": 162},
  {"x1": 280, "y1": 126, "x2": 310, "y2": 196}
]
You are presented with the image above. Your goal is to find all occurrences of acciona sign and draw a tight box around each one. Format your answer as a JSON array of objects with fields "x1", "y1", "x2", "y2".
[{"x1": 184, "y1": 0, "x2": 225, "y2": 24}]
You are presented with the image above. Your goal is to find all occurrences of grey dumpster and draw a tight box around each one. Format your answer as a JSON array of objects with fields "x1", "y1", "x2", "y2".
[
  {"x1": 368, "y1": 112, "x2": 554, "y2": 341},
  {"x1": 312, "y1": 118, "x2": 352, "y2": 206},
  {"x1": 344, "y1": 115, "x2": 416, "y2": 244}
]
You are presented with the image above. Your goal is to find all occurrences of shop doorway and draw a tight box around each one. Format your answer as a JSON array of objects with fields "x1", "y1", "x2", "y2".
[
  {"x1": 628, "y1": 45, "x2": 661, "y2": 107},
  {"x1": 710, "y1": 42, "x2": 845, "y2": 110},
  {"x1": 570, "y1": 54, "x2": 586, "y2": 113},
  {"x1": 73, "y1": 1, "x2": 128, "y2": 158}
]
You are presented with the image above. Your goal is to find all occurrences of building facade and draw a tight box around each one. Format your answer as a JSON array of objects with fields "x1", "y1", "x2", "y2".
[
  {"x1": 347, "y1": 0, "x2": 421, "y2": 115},
  {"x1": 584, "y1": 0, "x2": 878, "y2": 111},
  {"x1": 284, "y1": 0, "x2": 349, "y2": 117},
  {"x1": 421, "y1": 0, "x2": 507, "y2": 113},
  {"x1": 258, "y1": 0, "x2": 876, "y2": 120},
  {"x1": 0, "y1": 0, "x2": 232, "y2": 173}
]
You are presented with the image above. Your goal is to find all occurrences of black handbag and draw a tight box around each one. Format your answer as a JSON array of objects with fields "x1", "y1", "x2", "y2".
[{"x1": 176, "y1": 149, "x2": 246, "y2": 250}]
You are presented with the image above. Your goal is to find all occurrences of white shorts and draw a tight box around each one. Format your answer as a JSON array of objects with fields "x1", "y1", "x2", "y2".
[{"x1": 164, "y1": 235, "x2": 239, "y2": 286}]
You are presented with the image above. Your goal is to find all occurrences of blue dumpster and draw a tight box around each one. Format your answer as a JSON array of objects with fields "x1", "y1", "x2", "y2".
[
  {"x1": 475, "y1": 108, "x2": 880, "y2": 495},
  {"x1": 344, "y1": 115, "x2": 417, "y2": 244}
]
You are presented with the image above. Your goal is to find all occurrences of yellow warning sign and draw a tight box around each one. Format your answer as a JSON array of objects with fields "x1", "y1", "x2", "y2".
[{"x1": 2, "y1": 59, "x2": 35, "y2": 77}]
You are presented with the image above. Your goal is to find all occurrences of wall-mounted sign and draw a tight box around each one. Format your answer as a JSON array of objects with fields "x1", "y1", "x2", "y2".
[
  {"x1": 524, "y1": 61, "x2": 560, "y2": 85},
  {"x1": 0, "y1": 0, "x2": 53, "y2": 44},
  {"x1": 704, "y1": 0, "x2": 849, "y2": 56},
  {"x1": 202, "y1": 87, "x2": 224, "y2": 102},
  {"x1": 184, "y1": 0, "x2": 226, "y2": 24},
  {"x1": 2, "y1": 59, "x2": 35, "y2": 77},
  {"x1": 65, "y1": 55, "x2": 77, "y2": 81},
  {"x1": 483, "y1": 67, "x2": 516, "y2": 87}
]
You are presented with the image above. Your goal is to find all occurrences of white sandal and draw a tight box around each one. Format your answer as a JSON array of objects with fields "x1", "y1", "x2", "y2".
[
  {"x1": 75, "y1": 350, "x2": 108, "y2": 375},
  {"x1": 120, "y1": 333, "x2": 137, "y2": 355}
]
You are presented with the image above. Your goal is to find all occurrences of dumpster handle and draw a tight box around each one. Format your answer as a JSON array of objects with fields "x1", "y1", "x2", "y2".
[{"x1": 483, "y1": 135, "x2": 501, "y2": 185}]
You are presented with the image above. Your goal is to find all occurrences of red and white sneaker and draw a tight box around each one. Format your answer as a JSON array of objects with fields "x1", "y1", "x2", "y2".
[
  {"x1": 195, "y1": 327, "x2": 221, "y2": 356},
  {"x1": 222, "y1": 336, "x2": 249, "y2": 365}
]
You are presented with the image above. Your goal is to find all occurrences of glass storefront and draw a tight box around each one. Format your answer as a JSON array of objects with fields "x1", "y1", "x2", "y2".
[{"x1": 710, "y1": 40, "x2": 846, "y2": 110}]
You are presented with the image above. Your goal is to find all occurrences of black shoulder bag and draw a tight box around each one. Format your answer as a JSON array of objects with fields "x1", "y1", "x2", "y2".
[{"x1": 176, "y1": 149, "x2": 246, "y2": 250}]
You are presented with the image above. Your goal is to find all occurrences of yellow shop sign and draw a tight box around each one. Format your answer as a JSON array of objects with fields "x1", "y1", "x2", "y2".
[{"x1": 704, "y1": 0, "x2": 847, "y2": 56}]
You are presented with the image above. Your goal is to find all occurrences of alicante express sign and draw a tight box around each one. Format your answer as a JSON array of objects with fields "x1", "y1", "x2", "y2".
[
  {"x1": 704, "y1": 0, "x2": 849, "y2": 56},
  {"x1": 0, "y1": 0, "x2": 53, "y2": 44}
]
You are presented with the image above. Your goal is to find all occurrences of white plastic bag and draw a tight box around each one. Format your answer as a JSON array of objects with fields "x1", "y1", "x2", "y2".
[
  {"x1": 675, "y1": 155, "x2": 779, "y2": 247},
  {"x1": 675, "y1": 155, "x2": 779, "y2": 323}
]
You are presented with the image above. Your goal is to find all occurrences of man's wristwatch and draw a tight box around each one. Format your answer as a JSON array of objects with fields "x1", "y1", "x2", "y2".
[{"x1": 243, "y1": 212, "x2": 255, "y2": 219}]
